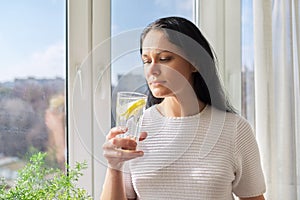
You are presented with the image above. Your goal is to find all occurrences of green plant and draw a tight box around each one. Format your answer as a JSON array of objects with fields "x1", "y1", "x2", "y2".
[{"x1": 0, "y1": 152, "x2": 93, "y2": 200}]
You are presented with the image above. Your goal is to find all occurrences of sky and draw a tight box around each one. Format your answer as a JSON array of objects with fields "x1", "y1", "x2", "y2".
[
  {"x1": 0, "y1": 0, "x2": 66, "y2": 82},
  {"x1": 111, "y1": 0, "x2": 194, "y2": 84},
  {"x1": 111, "y1": 0, "x2": 194, "y2": 35},
  {"x1": 0, "y1": 0, "x2": 253, "y2": 82},
  {"x1": 241, "y1": 0, "x2": 254, "y2": 69}
]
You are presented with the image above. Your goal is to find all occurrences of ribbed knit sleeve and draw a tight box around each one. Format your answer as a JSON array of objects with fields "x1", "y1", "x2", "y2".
[{"x1": 232, "y1": 117, "x2": 266, "y2": 197}]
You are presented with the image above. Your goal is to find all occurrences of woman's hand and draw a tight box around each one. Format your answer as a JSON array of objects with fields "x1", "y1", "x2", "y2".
[{"x1": 102, "y1": 127, "x2": 147, "y2": 170}]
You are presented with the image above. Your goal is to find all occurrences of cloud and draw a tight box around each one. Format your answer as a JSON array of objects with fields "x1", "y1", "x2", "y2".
[
  {"x1": 30, "y1": 42, "x2": 65, "y2": 71},
  {"x1": 0, "y1": 42, "x2": 65, "y2": 82}
]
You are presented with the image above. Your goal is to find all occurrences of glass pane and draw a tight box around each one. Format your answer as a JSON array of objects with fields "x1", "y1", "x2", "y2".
[
  {"x1": 111, "y1": 0, "x2": 194, "y2": 126},
  {"x1": 0, "y1": 0, "x2": 66, "y2": 187},
  {"x1": 241, "y1": 0, "x2": 255, "y2": 127}
]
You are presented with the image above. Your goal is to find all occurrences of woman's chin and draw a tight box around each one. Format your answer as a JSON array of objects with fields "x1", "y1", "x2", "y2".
[
  {"x1": 151, "y1": 89, "x2": 172, "y2": 99},
  {"x1": 151, "y1": 90, "x2": 165, "y2": 99}
]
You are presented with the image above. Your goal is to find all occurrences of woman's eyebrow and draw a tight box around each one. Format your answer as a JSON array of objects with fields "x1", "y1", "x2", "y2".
[
  {"x1": 142, "y1": 50, "x2": 172, "y2": 57},
  {"x1": 155, "y1": 50, "x2": 171, "y2": 54},
  {"x1": 141, "y1": 54, "x2": 149, "y2": 58}
]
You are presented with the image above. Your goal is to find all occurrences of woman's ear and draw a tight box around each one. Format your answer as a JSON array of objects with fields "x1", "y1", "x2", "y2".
[
  {"x1": 188, "y1": 61, "x2": 198, "y2": 73},
  {"x1": 191, "y1": 65, "x2": 198, "y2": 73}
]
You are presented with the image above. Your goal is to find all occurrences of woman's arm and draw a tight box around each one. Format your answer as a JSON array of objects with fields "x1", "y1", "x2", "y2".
[
  {"x1": 100, "y1": 127, "x2": 147, "y2": 200},
  {"x1": 240, "y1": 195, "x2": 265, "y2": 200},
  {"x1": 100, "y1": 168, "x2": 127, "y2": 200}
]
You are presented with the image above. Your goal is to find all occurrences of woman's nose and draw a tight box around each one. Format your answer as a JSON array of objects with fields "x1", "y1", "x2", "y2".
[{"x1": 145, "y1": 62, "x2": 161, "y2": 77}]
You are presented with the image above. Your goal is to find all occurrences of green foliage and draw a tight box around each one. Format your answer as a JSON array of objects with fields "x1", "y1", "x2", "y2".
[
  {"x1": 0, "y1": 152, "x2": 93, "y2": 200},
  {"x1": 22, "y1": 146, "x2": 60, "y2": 169}
]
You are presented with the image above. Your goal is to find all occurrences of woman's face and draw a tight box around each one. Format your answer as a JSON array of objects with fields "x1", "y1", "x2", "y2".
[{"x1": 142, "y1": 30, "x2": 196, "y2": 99}]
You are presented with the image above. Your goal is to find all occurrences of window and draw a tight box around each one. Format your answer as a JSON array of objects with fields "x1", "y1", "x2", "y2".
[
  {"x1": 0, "y1": 0, "x2": 66, "y2": 187},
  {"x1": 0, "y1": 0, "x2": 259, "y2": 198},
  {"x1": 68, "y1": 1, "x2": 243, "y2": 199},
  {"x1": 111, "y1": 0, "x2": 195, "y2": 126},
  {"x1": 241, "y1": 0, "x2": 255, "y2": 127},
  {"x1": 198, "y1": 0, "x2": 242, "y2": 112},
  {"x1": 68, "y1": 1, "x2": 197, "y2": 198}
]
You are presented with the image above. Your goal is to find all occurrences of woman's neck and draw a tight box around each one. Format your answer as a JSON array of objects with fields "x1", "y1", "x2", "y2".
[{"x1": 157, "y1": 97, "x2": 206, "y2": 117}]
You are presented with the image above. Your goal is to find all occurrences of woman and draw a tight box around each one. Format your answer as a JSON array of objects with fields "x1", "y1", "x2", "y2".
[{"x1": 101, "y1": 17, "x2": 266, "y2": 200}]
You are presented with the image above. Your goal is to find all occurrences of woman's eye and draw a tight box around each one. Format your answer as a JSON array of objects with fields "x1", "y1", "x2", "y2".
[
  {"x1": 160, "y1": 57, "x2": 171, "y2": 62},
  {"x1": 143, "y1": 60, "x2": 151, "y2": 64}
]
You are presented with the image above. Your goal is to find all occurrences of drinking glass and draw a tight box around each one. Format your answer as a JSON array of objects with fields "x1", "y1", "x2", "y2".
[{"x1": 116, "y1": 92, "x2": 147, "y2": 141}]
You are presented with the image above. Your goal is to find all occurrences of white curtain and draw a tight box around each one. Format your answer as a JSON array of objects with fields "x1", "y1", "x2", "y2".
[{"x1": 253, "y1": 0, "x2": 300, "y2": 199}]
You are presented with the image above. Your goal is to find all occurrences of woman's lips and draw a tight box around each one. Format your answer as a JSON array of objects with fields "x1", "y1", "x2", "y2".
[{"x1": 149, "y1": 80, "x2": 166, "y2": 86}]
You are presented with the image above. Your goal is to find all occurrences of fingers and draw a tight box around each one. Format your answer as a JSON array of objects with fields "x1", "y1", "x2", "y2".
[
  {"x1": 139, "y1": 132, "x2": 147, "y2": 141},
  {"x1": 103, "y1": 149, "x2": 144, "y2": 170},
  {"x1": 103, "y1": 149, "x2": 144, "y2": 161},
  {"x1": 107, "y1": 127, "x2": 147, "y2": 141},
  {"x1": 106, "y1": 127, "x2": 128, "y2": 140},
  {"x1": 105, "y1": 131, "x2": 148, "y2": 150},
  {"x1": 103, "y1": 139, "x2": 143, "y2": 170},
  {"x1": 102, "y1": 137, "x2": 137, "y2": 152},
  {"x1": 111, "y1": 137, "x2": 137, "y2": 150},
  {"x1": 102, "y1": 128, "x2": 147, "y2": 170}
]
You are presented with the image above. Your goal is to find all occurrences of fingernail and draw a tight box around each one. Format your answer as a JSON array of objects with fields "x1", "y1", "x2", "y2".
[
  {"x1": 138, "y1": 152, "x2": 144, "y2": 156},
  {"x1": 118, "y1": 126, "x2": 127, "y2": 132}
]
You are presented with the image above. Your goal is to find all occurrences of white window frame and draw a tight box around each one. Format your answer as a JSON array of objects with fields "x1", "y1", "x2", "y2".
[
  {"x1": 197, "y1": 0, "x2": 242, "y2": 111},
  {"x1": 68, "y1": 0, "x2": 241, "y2": 198},
  {"x1": 68, "y1": 0, "x2": 111, "y2": 198}
]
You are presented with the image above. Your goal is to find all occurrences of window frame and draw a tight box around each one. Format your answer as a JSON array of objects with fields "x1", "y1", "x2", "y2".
[
  {"x1": 68, "y1": 0, "x2": 241, "y2": 198},
  {"x1": 197, "y1": 0, "x2": 242, "y2": 111}
]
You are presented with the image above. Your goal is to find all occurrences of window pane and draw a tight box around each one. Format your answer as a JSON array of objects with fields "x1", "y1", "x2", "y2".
[
  {"x1": 241, "y1": 0, "x2": 255, "y2": 127},
  {"x1": 111, "y1": 0, "x2": 194, "y2": 126},
  {"x1": 0, "y1": 0, "x2": 66, "y2": 187}
]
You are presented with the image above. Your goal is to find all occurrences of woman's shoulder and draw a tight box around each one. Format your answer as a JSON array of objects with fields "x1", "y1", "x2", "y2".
[
  {"x1": 212, "y1": 106, "x2": 252, "y2": 126},
  {"x1": 144, "y1": 105, "x2": 157, "y2": 115},
  {"x1": 207, "y1": 106, "x2": 254, "y2": 136},
  {"x1": 143, "y1": 105, "x2": 162, "y2": 121}
]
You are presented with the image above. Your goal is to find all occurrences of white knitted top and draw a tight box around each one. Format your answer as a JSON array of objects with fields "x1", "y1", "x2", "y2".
[{"x1": 124, "y1": 105, "x2": 266, "y2": 200}]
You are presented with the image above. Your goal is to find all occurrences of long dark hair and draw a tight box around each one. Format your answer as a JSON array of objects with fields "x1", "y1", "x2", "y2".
[{"x1": 140, "y1": 16, "x2": 236, "y2": 113}]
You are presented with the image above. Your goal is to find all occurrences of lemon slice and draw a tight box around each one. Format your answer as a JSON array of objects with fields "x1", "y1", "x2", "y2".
[{"x1": 120, "y1": 98, "x2": 146, "y2": 119}]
